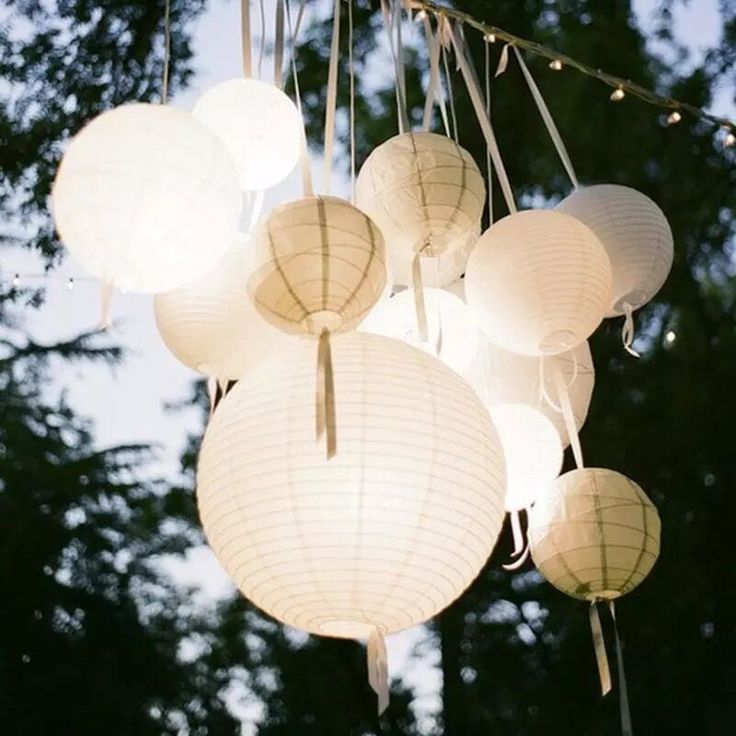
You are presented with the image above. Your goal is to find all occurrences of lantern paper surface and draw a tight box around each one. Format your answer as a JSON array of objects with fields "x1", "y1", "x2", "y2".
[
  {"x1": 154, "y1": 235, "x2": 298, "y2": 380},
  {"x1": 193, "y1": 78, "x2": 303, "y2": 192},
  {"x1": 465, "y1": 210, "x2": 612, "y2": 356},
  {"x1": 249, "y1": 196, "x2": 387, "y2": 336},
  {"x1": 528, "y1": 468, "x2": 660, "y2": 601},
  {"x1": 490, "y1": 404, "x2": 563, "y2": 512},
  {"x1": 359, "y1": 287, "x2": 479, "y2": 374},
  {"x1": 197, "y1": 332, "x2": 507, "y2": 638},
  {"x1": 556, "y1": 184, "x2": 673, "y2": 315},
  {"x1": 355, "y1": 132, "x2": 485, "y2": 270},
  {"x1": 52, "y1": 103, "x2": 241, "y2": 293},
  {"x1": 464, "y1": 338, "x2": 594, "y2": 448}
]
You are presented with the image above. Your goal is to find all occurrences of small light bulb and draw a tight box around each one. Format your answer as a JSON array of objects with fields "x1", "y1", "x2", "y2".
[
  {"x1": 667, "y1": 111, "x2": 682, "y2": 125},
  {"x1": 66, "y1": 277, "x2": 75, "y2": 290},
  {"x1": 610, "y1": 88, "x2": 625, "y2": 102},
  {"x1": 725, "y1": 132, "x2": 735, "y2": 147},
  {"x1": 549, "y1": 59, "x2": 562, "y2": 71},
  {"x1": 12, "y1": 273, "x2": 19, "y2": 287},
  {"x1": 485, "y1": 32, "x2": 496, "y2": 43},
  {"x1": 665, "y1": 330, "x2": 676, "y2": 344}
]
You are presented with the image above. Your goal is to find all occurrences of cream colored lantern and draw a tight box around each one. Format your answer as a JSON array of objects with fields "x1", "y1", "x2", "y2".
[
  {"x1": 464, "y1": 210, "x2": 612, "y2": 356},
  {"x1": 464, "y1": 337, "x2": 595, "y2": 448},
  {"x1": 197, "y1": 332, "x2": 507, "y2": 710},
  {"x1": 355, "y1": 132, "x2": 485, "y2": 276},
  {"x1": 359, "y1": 287, "x2": 479, "y2": 374},
  {"x1": 556, "y1": 184, "x2": 673, "y2": 354},
  {"x1": 529, "y1": 467, "x2": 660, "y2": 601},
  {"x1": 154, "y1": 235, "x2": 298, "y2": 380},
  {"x1": 52, "y1": 103, "x2": 241, "y2": 293},
  {"x1": 193, "y1": 78, "x2": 303, "y2": 192}
]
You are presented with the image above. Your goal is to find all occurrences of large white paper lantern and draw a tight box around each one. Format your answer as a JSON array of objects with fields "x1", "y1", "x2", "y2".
[
  {"x1": 465, "y1": 338, "x2": 594, "y2": 448},
  {"x1": 355, "y1": 132, "x2": 485, "y2": 272},
  {"x1": 359, "y1": 287, "x2": 479, "y2": 374},
  {"x1": 154, "y1": 235, "x2": 298, "y2": 380},
  {"x1": 249, "y1": 196, "x2": 386, "y2": 337},
  {"x1": 52, "y1": 103, "x2": 241, "y2": 293},
  {"x1": 556, "y1": 184, "x2": 673, "y2": 316},
  {"x1": 465, "y1": 210, "x2": 612, "y2": 356},
  {"x1": 490, "y1": 404, "x2": 563, "y2": 512},
  {"x1": 193, "y1": 78, "x2": 303, "y2": 192},
  {"x1": 197, "y1": 332, "x2": 507, "y2": 637},
  {"x1": 529, "y1": 468, "x2": 660, "y2": 601}
]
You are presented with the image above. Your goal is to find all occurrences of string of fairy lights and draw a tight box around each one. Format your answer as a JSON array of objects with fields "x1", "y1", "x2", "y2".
[{"x1": 3, "y1": 0, "x2": 733, "y2": 293}]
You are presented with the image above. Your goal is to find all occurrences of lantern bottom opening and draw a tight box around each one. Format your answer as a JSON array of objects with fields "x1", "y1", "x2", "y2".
[
  {"x1": 610, "y1": 289, "x2": 648, "y2": 316},
  {"x1": 539, "y1": 330, "x2": 578, "y2": 354},
  {"x1": 317, "y1": 619, "x2": 377, "y2": 639},
  {"x1": 302, "y1": 309, "x2": 344, "y2": 335},
  {"x1": 584, "y1": 589, "x2": 623, "y2": 602}
]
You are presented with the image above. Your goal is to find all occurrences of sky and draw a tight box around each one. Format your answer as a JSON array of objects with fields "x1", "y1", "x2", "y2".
[{"x1": 4, "y1": 0, "x2": 732, "y2": 731}]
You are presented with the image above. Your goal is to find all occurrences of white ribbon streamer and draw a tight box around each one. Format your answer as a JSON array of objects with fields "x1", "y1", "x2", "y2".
[
  {"x1": 422, "y1": 17, "x2": 450, "y2": 136},
  {"x1": 367, "y1": 628, "x2": 390, "y2": 715},
  {"x1": 621, "y1": 302, "x2": 640, "y2": 358},
  {"x1": 608, "y1": 600, "x2": 634, "y2": 736},
  {"x1": 322, "y1": 0, "x2": 341, "y2": 195},
  {"x1": 381, "y1": 0, "x2": 410, "y2": 134},
  {"x1": 495, "y1": 42, "x2": 510, "y2": 77},
  {"x1": 274, "y1": 0, "x2": 285, "y2": 87},
  {"x1": 241, "y1": 0, "x2": 252, "y2": 78},
  {"x1": 161, "y1": 0, "x2": 172, "y2": 103},
  {"x1": 99, "y1": 281, "x2": 113, "y2": 331},
  {"x1": 589, "y1": 601, "x2": 613, "y2": 696},
  {"x1": 552, "y1": 360, "x2": 584, "y2": 469}
]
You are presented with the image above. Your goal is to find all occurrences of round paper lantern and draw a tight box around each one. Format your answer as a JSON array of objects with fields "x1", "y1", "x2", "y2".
[
  {"x1": 193, "y1": 78, "x2": 303, "y2": 192},
  {"x1": 465, "y1": 338, "x2": 594, "y2": 448},
  {"x1": 52, "y1": 103, "x2": 241, "y2": 293},
  {"x1": 465, "y1": 210, "x2": 612, "y2": 356},
  {"x1": 154, "y1": 235, "x2": 298, "y2": 380},
  {"x1": 528, "y1": 468, "x2": 660, "y2": 601},
  {"x1": 359, "y1": 287, "x2": 479, "y2": 374},
  {"x1": 197, "y1": 332, "x2": 507, "y2": 638},
  {"x1": 355, "y1": 132, "x2": 485, "y2": 270},
  {"x1": 248, "y1": 196, "x2": 386, "y2": 337},
  {"x1": 490, "y1": 404, "x2": 563, "y2": 512},
  {"x1": 556, "y1": 184, "x2": 673, "y2": 316}
]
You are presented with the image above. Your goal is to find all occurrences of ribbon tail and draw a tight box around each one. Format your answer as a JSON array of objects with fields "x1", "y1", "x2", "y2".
[
  {"x1": 98, "y1": 281, "x2": 113, "y2": 331},
  {"x1": 510, "y1": 509, "x2": 525, "y2": 557},
  {"x1": 622, "y1": 302, "x2": 640, "y2": 358},
  {"x1": 609, "y1": 600, "x2": 634, "y2": 736},
  {"x1": 411, "y1": 250, "x2": 429, "y2": 342},
  {"x1": 322, "y1": 0, "x2": 341, "y2": 194},
  {"x1": 316, "y1": 329, "x2": 337, "y2": 459},
  {"x1": 502, "y1": 540, "x2": 530, "y2": 571},
  {"x1": 207, "y1": 376, "x2": 219, "y2": 419},
  {"x1": 589, "y1": 601, "x2": 612, "y2": 696},
  {"x1": 367, "y1": 628, "x2": 389, "y2": 715},
  {"x1": 240, "y1": 0, "x2": 252, "y2": 77},
  {"x1": 552, "y1": 361, "x2": 584, "y2": 469}
]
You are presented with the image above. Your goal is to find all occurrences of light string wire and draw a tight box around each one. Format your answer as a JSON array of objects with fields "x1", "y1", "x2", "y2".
[
  {"x1": 408, "y1": 0, "x2": 735, "y2": 133},
  {"x1": 161, "y1": 0, "x2": 172, "y2": 103}
]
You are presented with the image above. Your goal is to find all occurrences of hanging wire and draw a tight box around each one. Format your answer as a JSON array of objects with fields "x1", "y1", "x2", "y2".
[
  {"x1": 348, "y1": 0, "x2": 357, "y2": 204},
  {"x1": 441, "y1": 41, "x2": 459, "y2": 143},
  {"x1": 407, "y1": 0, "x2": 735, "y2": 131},
  {"x1": 161, "y1": 0, "x2": 172, "y2": 103},
  {"x1": 257, "y1": 0, "x2": 266, "y2": 79},
  {"x1": 484, "y1": 35, "x2": 493, "y2": 224}
]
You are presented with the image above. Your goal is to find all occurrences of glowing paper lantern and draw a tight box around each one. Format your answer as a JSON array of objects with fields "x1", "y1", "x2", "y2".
[
  {"x1": 52, "y1": 103, "x2": 241, "y2": 293},
  {"x1": 465, "y1": 210, "x2": 612, "y2": 356},
  {"x1": 529, "y1": 468, "x2": 660, "y2": 600},
  {"x1": 490, "y1": 404, "x2": 563, "y2": 512},
  {"x1": 355, "y1": 132, "x2": 485, "y2": 275},
  {"x1": 556, "y1": 184, "x2": 673, "y2": 317},
  {"x1": 193, "y1": 78, "x2": 303, "y2": 192},
  {"x1": 359, "y1": 287, "x2": 479, "y2": 374},
  {"x1": 464, "y1": 338, "x2": 594, "y2": 448},
  {"x1": 154, "y1": 236, "x2": 298, "y2": 380}
]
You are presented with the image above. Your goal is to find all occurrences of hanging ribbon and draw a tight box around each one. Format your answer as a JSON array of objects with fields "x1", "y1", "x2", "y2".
[
  {"x1": 589, "y1": 600, "x2": 613, "y2": 696},
  {"x1": 206, "y1": 376, "x2": 219, "y2": 419},
  {"x1": 411, "y1": 246, "x2": 430, "y2": 342},
  {"x1": 322, "y1": 0, "x2": 341, "y2": 194},
  {"x1": 367, "y1": 628, "x2": 390, "y2": 715},
  {"x1": 440, "y1": 34, "x2": 459, "y2": 143},
  {"x1": 434, "y1": 258, "x2": 443, "y2": 355},
  {"x1": 502, "y1": 540, "x2": 530, "y2": 570},
  {"x1": 348, "y1": 0, "x2": 356, "y2": 203},
  {"x1": 621, "y1": 302, "x2": 640, "y2": 358},
  {"x1": 484, "y1": 35, "x2": 493, "y2": 224},
  {"x1": 257, "y1": 0, "x2": 266, "y2": 78},
  {"x1": 495, "y1": 42, "x2": 510, "y2": 77},
  {"x1": 274, "y1": 0, "x2": 285, "y2": 87},
  {"x1": 161, "y1": 0, "x2": 172, "y2": 103},
  {"x1": 447, "y1": 22, "x2": 517, "y2": 214},
  {"x1": 512, "y1": 46, "x2": 579, "y2": 189},
  {"x1": 380, "y1": 0, "x2": 410, "y2": 134},
  {"x1": 609, "y1": 600, "x2": 634, "y2": 736},
  {"x1": 315, "y1": 329, "x2": 336, "y2": 459},
  {"x1": 240, "y1": 0, "x2": 252, "y2": 78},
  {"x1": 502, "y1": 509, "x2": 531, "y2": 570},
  {"x1": 98, "y1": 281, "x2": 113, "y2": 331},
  {"x1": 551, "y1": 360, "x2": 584, "y2": 469},
  {"x1": 422, "y1": 16, "x2": 450, "y2": 136}
]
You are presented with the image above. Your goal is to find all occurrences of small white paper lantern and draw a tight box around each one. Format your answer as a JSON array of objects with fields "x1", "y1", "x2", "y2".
[
  {"x1": 197, "y1": 332, "x2": 507, "y2": 638},
  {"x1": 490, "y1": 403, "x2": 563, "y2": 512},
  {"x1": 193, "y1": 78, "x2": 303, "y2": 192},
  {"x1": 52, "y1": 103, "x2": 241, "y2": 293},
  {"x1": 355, "y1": 132, "x2": 485, "y2": 272},
  {"x1": 359, "y1": 287, "x2": 479, "y2": 374},
  {"x1": 528, "y1": 468, "x2": 660, "y2": 601},
  {"x1": 465, "y1": 337, "x2": 594, "y2": 448},
  {"x1": 249, "y1": 196, "x2": 386, "y2": 337},
  {"x1": 465, "y1": 210, "x2": 612, "y2": 356},
  {"x1": 154, "y1": 235, "x2": 298, "y2": 380},
  {"x1": 556, "y1": 184, "x2": 673, "y2": 316}
]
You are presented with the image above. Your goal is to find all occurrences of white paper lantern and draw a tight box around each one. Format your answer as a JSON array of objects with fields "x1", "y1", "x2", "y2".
[
  {"x1": 465, "y1": 210, "x2": 612, "y2": 356},
  {"x1": 355, "y1": 132, "x2": 485, "y2": 272},
  {"x1": 193, "y1": 78, "x2": 303, "y2": 192},
  {"x1": 52, "y1": 103, "x2": 241, "y2": 293},
  {"x1": 490, "y1": 404, "x2": 563, "y2": 512},
  {"x1": 556, "y1": 184, "x2": 673, "y2": 316},
  {"x1": 197, "y1": 332, "x2": 507, "y2": 638},
  {"x1": 529, "y1": 468, "x2": 660, "y2": 601},
  {"x1": 359, "y1": 287, "x2": 479, "y2": 374},
  {"x1": 154, "y1": 235, "x2": 298, "y2": 380},
  {"x1": 464, "y1": 338, "x2": 595, "y2": 448},
  {"x1": 249, "y1": 196, "x2": 386, "y2": 337}
]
